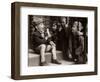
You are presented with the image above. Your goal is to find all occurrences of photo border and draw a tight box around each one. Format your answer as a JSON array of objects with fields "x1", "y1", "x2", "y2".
[{"x1": 11, "y1": 2, "x2": 98, "y2": 80}]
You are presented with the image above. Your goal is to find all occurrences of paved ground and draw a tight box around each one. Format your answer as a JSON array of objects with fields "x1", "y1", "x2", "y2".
[{"x1": 43, "y1": 60, "x2": 75, "y2": 66}]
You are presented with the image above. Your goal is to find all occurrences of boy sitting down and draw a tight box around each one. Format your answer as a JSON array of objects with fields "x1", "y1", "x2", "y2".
[{"x1": 32, "y1": 21, "x2": 61, "y2": 66}]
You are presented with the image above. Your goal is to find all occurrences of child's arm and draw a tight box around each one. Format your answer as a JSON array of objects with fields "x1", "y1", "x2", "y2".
[
  {"x1": 45, "y1": 28, "x2": 52, "y2": 40},
  {"x1": 33, "y1": 32, "x2": 48, "y2": 44}
]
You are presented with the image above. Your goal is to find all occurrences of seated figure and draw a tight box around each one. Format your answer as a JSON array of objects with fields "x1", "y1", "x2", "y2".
[{"x1": 31, "y1": 21, "x2": 61, "y2": 66}]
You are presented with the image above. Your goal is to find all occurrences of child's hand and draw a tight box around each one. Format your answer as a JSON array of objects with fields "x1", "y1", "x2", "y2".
[
  {"x1": 78, "y1": 31, "x2": 83, "y2": 35},
  {"x1": 46, "y1": 28, "x2": 51, "y2": 38},
  {"x1": 50, "y1": 41, "x2": 56, "y2": 47},
  {"x1": 45, "y1": 36, "x2": 48, "y2": 40}
]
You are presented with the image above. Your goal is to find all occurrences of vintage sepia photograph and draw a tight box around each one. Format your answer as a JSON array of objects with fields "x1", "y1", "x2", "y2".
[
  {"x1": 11, "y1": 2, "x2": 97, "y2": 79},
  {"x1": 28, "y1": 15, "x2": 88, "y2": 66}
]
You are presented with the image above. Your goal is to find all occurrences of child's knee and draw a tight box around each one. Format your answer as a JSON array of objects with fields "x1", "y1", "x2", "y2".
[
  {"x1": 46, "y1": 45, "x2": 52, "y2": 52},
  {"x1": 40, "y1": 44, "x2": 46, "y2": 49},
  {"x1": 51, "y1": 45, "x2": 56, "y2": 49}
]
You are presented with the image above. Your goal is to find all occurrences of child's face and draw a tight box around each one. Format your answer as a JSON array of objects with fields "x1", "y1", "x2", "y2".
[
  {"x1": 61, "y1": 17, "x2": 66, "y2": 24},
  {"x1": 72, "y1": 21, "x2": 78, "y2": 32},
  {"x1": 73, "y1": 21, "x2": 78, "y2": 27},
  {"x1": 79, "y1": 22, "x2": 83, "y2": 31},
  {"x1": 37, "y1": 23, "x2": 45, "y2": 31},
  {"x1": 52, "y1": 23, "x2": 57, "y2": 30}
]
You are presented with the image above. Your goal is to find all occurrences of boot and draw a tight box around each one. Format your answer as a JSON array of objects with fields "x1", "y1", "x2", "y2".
[
  {"x1": 52, "y1": 59, "x2": 61, "y2": 64},
  {"x1": 40, "y1": 61, "x2": 48, "y2": 66}
]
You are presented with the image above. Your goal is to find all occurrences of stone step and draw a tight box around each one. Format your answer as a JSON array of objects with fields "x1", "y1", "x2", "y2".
[{"x1": 28, "y1": 50, "x2": 63, "y2": 66}]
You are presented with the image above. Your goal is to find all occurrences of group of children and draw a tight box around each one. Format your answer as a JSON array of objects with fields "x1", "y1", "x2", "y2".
[{"x1": 31, "y1": 17, "x2": 87, "y2": 66}]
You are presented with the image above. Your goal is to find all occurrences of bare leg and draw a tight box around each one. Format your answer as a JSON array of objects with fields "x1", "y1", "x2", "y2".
[
  {"x1": 51, "y1": 45, "x2": 57, "y2": 60},
  {"x1": 39, "y1": 44, "x2": 46, "y2": 62},
  {"x1": 51, "y1": 45, "x2": 61, "y2": 64},
  {"x1": 35, "y1": 44, "x2": 48, "y2": 66},
  {"x1": 46, "y1": 45, "x2": 57, "y2": 60},
  {"x1": 46, "y1": 44, "x2": 61, "y2": 64}
]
